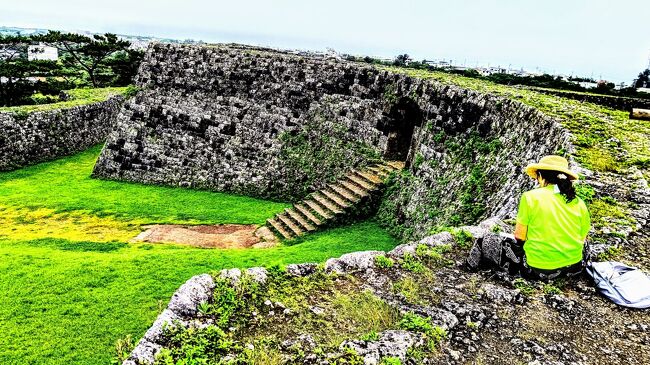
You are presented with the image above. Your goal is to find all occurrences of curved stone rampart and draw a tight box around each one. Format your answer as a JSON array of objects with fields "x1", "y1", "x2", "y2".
[
  {"x1": 93, "y1": 44, "x2": 393, "y2": 201},
  {"x1": 93, "y1": 43, "x2": 573, "y2": 227},
  {"x1": 529, "y1": 87, "x2": 650, "y2": 111},
  {"x1": 377, "y1": 83, "x2": 574, "y2": 239}
]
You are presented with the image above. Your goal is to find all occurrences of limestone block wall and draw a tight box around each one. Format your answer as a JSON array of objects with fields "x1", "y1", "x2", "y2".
[
  {"x1": 93, "y1": 44, "x2": 399, "y2": 201},
  {"x1": 0, "y1": 96, "x2": 124, "y2": 171},
  {"x1": 93, "y1": 44, "x2": 573, "y2": 229},
  {"x1": 376, "y1": 79, "x2": 574, "y2": 240}
]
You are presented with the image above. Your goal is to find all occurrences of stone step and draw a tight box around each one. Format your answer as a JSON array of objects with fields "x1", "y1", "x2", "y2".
[
  {"x1": 353, "y1": 170, "x2": 382, "y2": 185},
  {"x1": 367, "y1": 166, "x2": 389, "y2": 178},
  {"x1": 346, "y1": 174, "x2": 375, "y2": 191},
  {"x1": 320, "y1": 189, "x2": 351, "y2": 208},
  {"x1": 328, "y1": 184, "x2": 359, "y2": 203},
  {"x1": 379, "y1": 163, "x2": 397, "y2": 172},
  {"x1": 312, "y1": 193, "x2": 344, "y2": 214},
  {"x1": 380, "y1": 162, "x2": 399, "y2": 172},
  {"x1": 340, "y1": 180, "x2": 370, "y2": 197},
  {"x1": 285, "y1": 208, "x2": 316, "y2": 231},
  {"x1": 386, "y1": 161, "x2": 405, "y2": 170},
  {"x1": 267, "y1": 160, "x2": 406, "y2": 241},
  {"x1": 277, "y1": 213, "x2": 305, "y2": 237},
  {"x1": 304, "y1": 199, "x2": 334, "y2": 220},
  {"x1": 267, "y1": 218, "x2": 293, "y2": 240},
  {"x1": 294, "y1": 203, "x2": 323, "y2": 226}
]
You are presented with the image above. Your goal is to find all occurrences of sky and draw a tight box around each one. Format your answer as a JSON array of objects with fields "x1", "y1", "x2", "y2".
[{"x1": 2, "y1": 0, "x2": 649, "y2": 84}]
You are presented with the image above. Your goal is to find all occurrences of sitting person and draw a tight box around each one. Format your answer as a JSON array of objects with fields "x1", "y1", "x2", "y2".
[{"x1": 467, "y1": 155, "x2": 591, "y2": 280}]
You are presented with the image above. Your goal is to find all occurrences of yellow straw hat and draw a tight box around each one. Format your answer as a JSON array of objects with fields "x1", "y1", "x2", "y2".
[{"x1": 525, "y1": 155, "x2": 579, "y2": 180}]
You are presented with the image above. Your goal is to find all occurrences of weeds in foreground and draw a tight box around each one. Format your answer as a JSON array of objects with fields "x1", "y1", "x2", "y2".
[
  {"x1": 331, "y1": 290, "x2": 400, "y2": 341},
  {"x1": 375, "y1": 255, "x2": 395, "y2": 269},
  {"x1": 513, "y1": 278, "x2": 536, "y2": 297},
  {"x1": 451, "y1": 229, "x2": 473, "y2": 249},
  {"x1": 328, "y1": 347, "x2": 365, "y2": 365},
  {"x1": 399, "y1": 253, "x2": 426, "y2": 273},
  {"x1": 380, "y1": 357, "x2": 402, "y2": 365},
  {"x1": 393, "y1": 277, "x2": 423, "y2": 305},
  {"x1": 239, "y1": 340, "x2": 285, "y2": 365},
  {"x1": 542, "y1": 283, "x2": 563, "y2": 295},
  {"x1": 153, "y1": 269, "x2": 403, "y2": 364},
  {"x1": 112, "y1": 334, "x2": 134, "y2": 364},
  {"x1": 513, "y1": 278, "x2": 566, "y2": 297},
  {"x1": 399, "y1": 313, "x2": 447, "y2": 351},
  {"x1": 360, "y1": 331, "x2": 380, "y2": 341},
  {"x1": 597, "y1": 245, "x2": 623, "y2": 261},
  {"x1": 416, "y1": 243, "x2": 454, "y2": 267}
]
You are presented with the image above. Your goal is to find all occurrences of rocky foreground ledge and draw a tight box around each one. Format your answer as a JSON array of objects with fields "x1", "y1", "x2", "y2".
[{"x1": 123, "y1": 218, "x2": 649, "y2": 365}]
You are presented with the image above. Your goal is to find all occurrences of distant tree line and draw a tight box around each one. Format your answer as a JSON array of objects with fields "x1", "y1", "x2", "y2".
[
  {"x1": 0, "y1": 31, "x2": 143, "y2": 107},
  {"x1": 346, "y1": 53, "x2": 650, "y2": 100},
  {"x1": 634, "y1": 69, "x2": 650, "y2": 88}
]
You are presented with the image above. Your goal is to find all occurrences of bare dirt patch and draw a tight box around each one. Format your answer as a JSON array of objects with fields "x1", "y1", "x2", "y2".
[{"x1": 131, "y1": 224, "x2": 278, "y2": 249}]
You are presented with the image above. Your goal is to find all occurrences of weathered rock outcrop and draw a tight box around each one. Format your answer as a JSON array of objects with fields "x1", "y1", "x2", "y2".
[
  {"x1": 124, "y1": 219, "x2": 650, "y2": 365},
  {"x1": 0, "y1": 96, "x2": 124, "y2": 171}
]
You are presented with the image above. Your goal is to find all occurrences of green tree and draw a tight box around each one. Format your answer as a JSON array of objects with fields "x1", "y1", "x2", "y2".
[
  {"x1": 35, "y1": 31, "x2": 131, "y2": 87},
  {"x1": 0, "y1": 34, "x2": 65, "y2": 106},
  {"x1": 634, "y1": 69, "x2": 650, "y2": 88},
  {"x1": 0, "y1": 31, "x2": 143, "y2": 106},
  {"x1": 393, "y1": 54, "x2": 411, "y2": 67},
  {"x1": 105, "y1": 49, "x2": 144, "y2": 86},
  {"x1": 595, "y1": 80, "x2": 616, "y2": 93}
]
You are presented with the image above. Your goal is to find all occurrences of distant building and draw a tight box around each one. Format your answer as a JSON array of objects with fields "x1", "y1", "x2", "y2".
[
  {"x1": 637, "y1": 87, "x2": 650, "y2": 94},
  {"x1": 507, "y1": 68, "x2": 529, "y2": 77},
  {"x1": 576, "y1": 81, "x2": 598, "y2": 89},
  {"x1": 28, "y1": 44, "x2": 58, "y2": 61},
  {"x1": 476, "y1": 66, "x2": 507, "y2": 76},
  {"x1": 325, "y1": 48, "x2": 342, "y2": 60},
  {"x1": 0, "y1": 47, "x2": 20, "y2": 60},
  {"x1": 424, "y1": 59, "x2": 452, "y2": 68}
]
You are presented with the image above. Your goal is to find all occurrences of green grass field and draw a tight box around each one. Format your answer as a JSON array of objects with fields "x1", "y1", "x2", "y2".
[
  {"x1": 0, "y1": 146, "x2": 399, "y2": 364},
  {"x1": 0, "y1": 87, "x2": 131, "y2": 115}
]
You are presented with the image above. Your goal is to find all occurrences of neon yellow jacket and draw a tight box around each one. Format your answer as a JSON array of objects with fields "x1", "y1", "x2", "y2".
[{"x1": 516, "y1": 185, "x2": 591, "y2": 270}]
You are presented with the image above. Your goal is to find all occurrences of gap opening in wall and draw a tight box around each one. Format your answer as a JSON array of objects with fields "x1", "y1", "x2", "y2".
[{"x1": 382, "y1": 97, "x2": 423, "y2": 162}]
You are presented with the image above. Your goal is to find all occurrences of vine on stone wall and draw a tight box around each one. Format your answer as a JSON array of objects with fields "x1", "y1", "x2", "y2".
[
  {"x1": 377, "y1": 127, "x2": 503, "y2": 241},
  {"x1": 278, "y1": 114, "x2": 381, "y2": 200}
]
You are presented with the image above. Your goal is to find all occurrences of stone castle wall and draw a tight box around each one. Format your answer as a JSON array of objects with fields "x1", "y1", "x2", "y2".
[
  {"x1": 93, "y1": 44, "x2": 396, "y2": 201},
  {"x1": 0, "y1": 96, "x2": 124, "y2": 171},
  {"x1": 93, "y1": 44, "x2": 572, "y2": 228},
  {"x1": 376, "y1": 80, "x2": 573, "y2": 239}
]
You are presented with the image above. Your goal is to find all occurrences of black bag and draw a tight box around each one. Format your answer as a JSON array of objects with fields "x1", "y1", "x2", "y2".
[{"x1": 466, "y1": 233, "x2": 523, "y2": 275}]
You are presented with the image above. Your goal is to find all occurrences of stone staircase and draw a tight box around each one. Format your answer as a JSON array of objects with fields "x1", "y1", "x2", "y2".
[{"x1": 266, "y1": 161, "x2": 405, "y2": 240}]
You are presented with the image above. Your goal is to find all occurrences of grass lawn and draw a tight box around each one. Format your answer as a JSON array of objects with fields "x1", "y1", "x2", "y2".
[
  {"x1": 0, "y1": 146, "x2": 399, "y2": 364},
  {"x1": 0, "y1": 87, "x2": 131, "y2": 115}
]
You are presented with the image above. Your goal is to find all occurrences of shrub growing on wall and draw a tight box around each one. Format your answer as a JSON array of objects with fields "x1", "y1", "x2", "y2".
[{"x1": 278, "y1": 113, "x2": 381, "y2": 199}]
